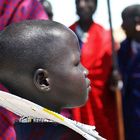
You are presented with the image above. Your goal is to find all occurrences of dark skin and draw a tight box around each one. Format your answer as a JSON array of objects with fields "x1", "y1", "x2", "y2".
[
  {"x1": 121, "y1": 4, "x2": 140, "y2": 43},
  {"x1": 0, "y1": 20, "x2": 90, "y2": 113},
  {"x1": 75, "y1": 0, "x2": 97, "y2": 32}
]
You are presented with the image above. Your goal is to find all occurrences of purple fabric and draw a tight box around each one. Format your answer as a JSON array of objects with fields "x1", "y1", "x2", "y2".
[
  {"x1": 0, "y1": 0, "x2": 48, "y2": 31},
  {"x1": 0, "y1": 85, "x2": 19, "y2": 140}
]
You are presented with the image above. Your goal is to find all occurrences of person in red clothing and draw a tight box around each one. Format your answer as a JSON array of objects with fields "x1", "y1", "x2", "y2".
[
  {"x1": 69, "y1": 0, "x2": 118, "y2": 139},
  {"x1": 0, "y1": 0, "x2": 48, "y2": 139}
]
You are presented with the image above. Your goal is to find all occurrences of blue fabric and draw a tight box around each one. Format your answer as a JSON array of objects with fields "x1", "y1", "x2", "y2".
[
  {"x1": 118, "y1": 39, "x2": 140, "y2": 140},
  {"x1": 14, "y1": 122, "x2": 85, "y2": 140}
]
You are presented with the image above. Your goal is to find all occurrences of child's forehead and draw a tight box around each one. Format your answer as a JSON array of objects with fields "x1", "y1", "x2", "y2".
[
  {"x1": 54, "y1": 29, "x2": 79, "y2": 47},
  {"x1": 57, "y1": 36, "x2": 80, "y2": 55},
  {"x1": 53, "y1": 33, "x2": 80, "y2": 59}
]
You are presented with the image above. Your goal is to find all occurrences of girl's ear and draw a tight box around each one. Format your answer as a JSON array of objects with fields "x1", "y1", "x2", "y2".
[{"x1": 33, "y1": 69, "x2": 50, "y2": 91}]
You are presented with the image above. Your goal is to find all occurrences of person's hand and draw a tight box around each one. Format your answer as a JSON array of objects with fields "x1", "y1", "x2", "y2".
[{"x1": 108, "y1": 69, "x2": 123, "y2": 92}]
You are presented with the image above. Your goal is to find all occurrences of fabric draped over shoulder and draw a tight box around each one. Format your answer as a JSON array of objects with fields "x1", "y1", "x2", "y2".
[
  {"x1": 0, "y1": 85, "x2": 19, "y2": 139},
  {"x1": 0, "y1": 0, "x2": 48, "y2": 31}
]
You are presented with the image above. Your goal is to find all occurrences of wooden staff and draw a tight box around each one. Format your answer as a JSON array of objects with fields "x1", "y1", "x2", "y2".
[{"x1": 106, "y1": 0, "x2": 125, "y2": 140}]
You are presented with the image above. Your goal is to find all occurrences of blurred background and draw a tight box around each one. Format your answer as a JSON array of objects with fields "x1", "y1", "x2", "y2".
[{"x1": 50, "y1": 0, "x2": 140, "y2": 42}]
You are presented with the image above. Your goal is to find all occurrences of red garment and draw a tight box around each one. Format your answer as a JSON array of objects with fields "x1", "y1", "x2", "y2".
[
  {"x1": 0, "y1": 85, "x2": 19, "y2": 140},
  {"x1": 0, "y1": 0, "x2": 48, "y2": 31},
  {"x1": 70, "y1": 22, "x2": 118, "y2": 140},
  {"x1": 0, "y1": 0, "x2": 48, "y2": 139}
]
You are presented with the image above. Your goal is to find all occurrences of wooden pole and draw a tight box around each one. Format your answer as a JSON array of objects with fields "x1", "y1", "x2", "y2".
[
  {"x1": 115, "y1": 88, "x2": 125, "y2": 140},
  {"x1": 106, "y1": 0, "x2": 125, "y2": 139}
]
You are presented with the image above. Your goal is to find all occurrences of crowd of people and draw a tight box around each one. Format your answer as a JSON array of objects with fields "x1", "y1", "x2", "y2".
[{"x1": 0, "y1": 0, "x2": 139, "y2": 140}]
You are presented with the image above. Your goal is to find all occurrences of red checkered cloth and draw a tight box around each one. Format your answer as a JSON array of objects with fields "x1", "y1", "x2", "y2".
[
  {"x1": 0, "y1": 84, "x2": 19, "y2": 140},
  {"x1": 0, "y1": 0, "x2": 48, "y2": 31}
]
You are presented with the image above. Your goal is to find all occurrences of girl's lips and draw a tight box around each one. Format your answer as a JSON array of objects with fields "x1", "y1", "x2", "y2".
[
  {"x1": 86, "y1": 78, "x2": 91, "y2": 88},
  {"x1": 86, "y1": 78, "x2": 91, "y2": 93},
  {"x1": 88, "y1": 85, "x2": 91, "y2": 93}
]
